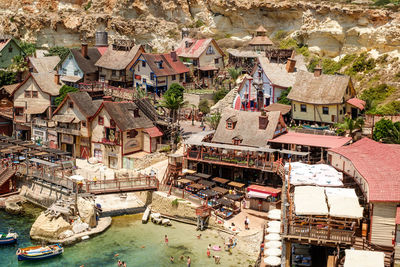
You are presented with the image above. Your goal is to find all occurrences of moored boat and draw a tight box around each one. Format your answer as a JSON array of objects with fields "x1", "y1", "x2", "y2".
[
  {"x1": 0, "y1": 230, "x2": 18, "y2": 245},
  {"x1": 16, "y1": 244, "x2": 64, "y2": 261}
]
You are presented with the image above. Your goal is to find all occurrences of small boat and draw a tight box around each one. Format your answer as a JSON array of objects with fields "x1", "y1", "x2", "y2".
[
  {"x1": 0, "y1": 229, "x2": 18, "y2": 245},
  {"x1": 303, "y1": 125, "x2": 330, "y2": 131},
  {"x1": 16, "y1": 244, "x2": 64, "y2": 261}
]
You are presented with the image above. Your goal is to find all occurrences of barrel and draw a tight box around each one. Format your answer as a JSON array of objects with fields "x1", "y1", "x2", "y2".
[{"x1": 95, "y1": 31, "x2": 108, "y2": 47}]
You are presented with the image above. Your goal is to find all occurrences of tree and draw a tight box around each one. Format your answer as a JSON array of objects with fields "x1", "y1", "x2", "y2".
[
  {"x1": 164, "y1": 83, "x2": 185, "y2": 99},
  {"x1": 212, "y1": 88, "x2": 229, "y2": 103},
  {"x1": 134, "y1": 86, "x2": 147, "y2": 99},
  {"x1": 54, "y1": 85, "x2": 78, "y2": 106},
  {"x1": 336, "y1": 116, "x2": 364, "y2": 140},
  {"x1": 160, "y1": 93, "x2": 186, "y2": 123},
  {"x1": 227, "y1": 67, "x2": 242, "y2": 81},
  {"x1": 8, "y1": 55, "x2": 28, "y2": 73},
  {"x1": 18, "y1": 41, "x2": 36, "y2": 56},
  {"x1": 278, "y1": 87, "x2": 292, "y2": 105},
  {"x1": 0, "y1": 71, "x2": 16, "y2": 87},
  {"x1": 45, "y1": 46, "x2": 70, "y2": 60},
  {"x1": 205, "y1": 112, "x2": 221, "y2": 130},
  {"x1": 373, "y1": 119, "x2": 400, "y2": 144},
  {"x1": 198, "y1": 99, "x2": 210, "y2": 114}
]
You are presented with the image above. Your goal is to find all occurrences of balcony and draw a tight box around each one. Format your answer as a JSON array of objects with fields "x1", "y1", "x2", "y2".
[
  {"x1": 14, "y1": 115, "x2": 27, "y2": 123},
  {"x1": 54, "y1": 127, "x2": 81, "y2": 136},
  {"x1": 186, "y1": 148, "x2": 276, "y2": 172}
]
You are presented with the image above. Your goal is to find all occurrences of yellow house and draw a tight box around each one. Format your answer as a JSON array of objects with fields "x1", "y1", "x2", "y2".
[{"x1": 288, "y1": 69, "x2": 365, "y2": 125}]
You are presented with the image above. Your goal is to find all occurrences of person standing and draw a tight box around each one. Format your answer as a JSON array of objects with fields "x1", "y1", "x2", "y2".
[
  {"x1": 207, "y1": 248, "x2": 211, "y2": 258},
  {"x1": 187, "y1": 256, "x2": 191, "y2": 267},
  {"x1": 165, "y1": 235, "x2": 169, "y2": 246},
  {"x1": 244, "y1": 216, "x2": 250, "y2": 230}
]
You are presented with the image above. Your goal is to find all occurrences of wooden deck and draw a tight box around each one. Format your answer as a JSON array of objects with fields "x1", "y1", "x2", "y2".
[{"x1": 85, "y1": 176, "x2": 159, "y2": 195}]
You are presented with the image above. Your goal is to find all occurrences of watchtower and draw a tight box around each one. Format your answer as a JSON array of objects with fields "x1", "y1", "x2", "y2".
[{"x1": 162, "y1": 154, "x2": 183, "y2": 185}]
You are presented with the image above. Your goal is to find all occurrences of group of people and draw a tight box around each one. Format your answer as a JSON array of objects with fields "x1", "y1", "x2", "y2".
[
  {"x1": 206, "y1": 244, "x2": 221, "y2": 264},
  {"x1": 117, "y1": 260, "x2": 127, "y2": 267},
  {"x1": 165, "y1": 235, "x2": 191, "y2": 266}
]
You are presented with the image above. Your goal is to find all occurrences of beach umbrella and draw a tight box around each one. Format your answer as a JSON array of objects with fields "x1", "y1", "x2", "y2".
[
  {"x1": 267, "y1": 221, "x2": 281, "y2": 228},
  {"x1": 267, "y1": 209, "x2": 281, "y2": 220},
  {"x1": 265, "y1": 247, "x2": 282, "y2": 257},
  {"x1": 265, "y1": 241, "x2": 281, "y2": 249},
  {"x1": 69, "y1": 175, "x2": 85, "y2": 181},
  {"x1": 264, "y1": 256, "x2": 281, "y2": 266},
  {"x1": 265, "y1": 233, "x2": 281, "y2": 241},
  {"x1": 267, "y1": 225, "x2": 280, "y2": 234}
]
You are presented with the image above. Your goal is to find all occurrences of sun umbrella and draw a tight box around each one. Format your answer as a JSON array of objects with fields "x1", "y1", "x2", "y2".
[
  {"x1": 265, "y1": 233, "x2": 281, "y2": 241},
  {"x1": 265, "y1": 247, "x2": 282, "y2": 257},
  {"x1": 264, "y1": 256, "x2": 281, "y2": 266},
  {"x1": 267, "y1": 221, "x2": 281, "y2": 227},
  {"x1": 267, "y1": 225, "x2": 280, "y2": 234},
  {"x1": 265, "y1": 241, "x2": 281, "y2": 249},
  {"x1": 267, "y1": 209, "x2": 281, "y2": 220}
]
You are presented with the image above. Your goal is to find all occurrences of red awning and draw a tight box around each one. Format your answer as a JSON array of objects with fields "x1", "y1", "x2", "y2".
[
  {"x1": 396, "y1": 206, "x2": 400, "y2": 225},
  {"x1": 247, "y1": 185, "x2": 281, "y2": 197},
  {"x1": 143, "y1": 127, "x2": 163, "y2": 138},
  {"x1": 347, "y1": 98, "x2": 366, "y2": 110}
]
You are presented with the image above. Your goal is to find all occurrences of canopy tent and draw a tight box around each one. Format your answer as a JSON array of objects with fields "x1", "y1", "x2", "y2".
[
  {"x1": 198, "y1": 179, "x2": 216, "y2": 187},
  {"x1": 69, "y1": 175, "x2": 84, "y2": 181},
  {"x1": 187, "y1": 183, "x2": 205, "y2": 190},
  {"x1": 247, "y1": 185, "x2": 281, "y2": 197},
  {"x1": 285, "y1": 162, "x2": 343, "y2": 187},
  {"x1": 213, "y1": 186, "x2": 229, "y2": 195},
  {"x1": 185, "y1": 175, "x2": 201, "y2": 182},
  {"x1": 193, "y1": 173, "x2": 212, "y2": 179},
  {"x1": 199, "y1": 189, "x2": 219, "y2": 198},
  {"x1": 212, "y1": 177, "x2": 230, "y2": 184},
  {"x1": 177, "y1": 178, "x2": 192, "y2": 184},
  {"x1": 247, "y1": 190, "x2": 270, "y2": 199},
  {"x1": 344, "y1": 249, "x2": 384, "y2": 267},
  {"x1": 228, "y1": 181, "x2": 245, "y2": 188},
  {"x1": 225, "y1": 194, "x2": 243, "y2": 201},
  {"x1": 294, "y1": 186, "x2": 329, "y2": 216},
  {"x1": 217, "y1": 198, "x2": 234, "y2": 207},
  {"x1": 29, "y1": 158, "x2": 59, "y2": 168},
  {"x1": 325, "y1": 187, "x2": 363, "y2": 219}
]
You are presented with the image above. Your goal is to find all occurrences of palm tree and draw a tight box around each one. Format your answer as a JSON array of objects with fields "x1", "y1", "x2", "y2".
[
  {"x1": 159, "y1": 93, "x2": 186, "y2": 123},
  {"x1": 382, "y1": 125, "x2": 400, "y2": 144},
  {"x1": 336, "y1": 116, "x2": 364, "y2": 140},
  {"x1": 205, "y1": 112, "x2": 221, "y2": 130},
  {"x1": 227, "y1": 67, "x2": 242, "y2": 81}
]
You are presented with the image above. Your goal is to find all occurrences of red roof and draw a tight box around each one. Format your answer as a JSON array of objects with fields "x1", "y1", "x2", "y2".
[
  {"x1": 97, "y1": 46, "x2": 108, "y2": 56},
  {"x1": 0, "y1": 39, "x2": 11, "y2": 52},
  {"x1": 329, "y1": 138, "x2": 400, "y2": 202},
  {"x1": 247, "y1": 185, "x2": 281, "y2": 197},
  {"x1": 396, "y1": 207, "x2": 400, "y2": 224},
  {"x1": 141, "y1": 53, "x2": 189, "y2": 77},
  {"x1": 143, "y1": 127, "x2": 163, "y2": 137},
  {"x1": 269, "y1": 132, "x2": 352, "y2": 149},
  {"x1": 347, "y1": 98, "x2": 366, "y2": 110}
]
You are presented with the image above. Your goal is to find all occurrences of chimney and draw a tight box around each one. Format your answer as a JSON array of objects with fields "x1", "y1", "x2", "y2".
[
  {"x1": 286, "y1": 58, "x2": 296, "y2": 73},
  {"x1": 54, "y1": 73, "x2": 60, "y2": 85},
  {"x1": 259, "y1": 113, "x2": 269, "y2": 130},
  {"x1": 81, "y1": 43, "x2": 88, "y2": 58},
  {"x1": 314, "y1": 66, "x2": 322, "y2": 77},
  {"x1": 171, "y1": 51, "x2": 177, "y2": 62}
]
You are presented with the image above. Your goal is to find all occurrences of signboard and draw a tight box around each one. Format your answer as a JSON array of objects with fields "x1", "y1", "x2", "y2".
[
  {"x1": 135, "y1": 75, "x2": 141, "y2": 80},
  {"x1": 61, "y1": 134, "x2": 74, "y2": 144},
  {"x1": 80, "y1": 137, "x2": 90, "y2": 147}
]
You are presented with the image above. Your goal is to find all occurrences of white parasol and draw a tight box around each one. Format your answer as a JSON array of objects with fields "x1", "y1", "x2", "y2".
[
  {"x1": 267, "y1": 225, "x2": 281, "y2": 234},
  {"x1": 265, "y1": 247, "x2": 282, "y2": 257},
  {"x1": 264, "y1": 256, "x2": 281, "y2": 266},
  {"x1": 265, "y1": 241, "x2": 281, "y2": 249},
  {"x1": 267, "y1": 221, "x2": 281, "y2": 227},
  {"x1": 265, "y1": 233, "x2": 281, "y2": 241},
  {"x1": 267, "y1": 209, "x2": 281, "y2": 220}
]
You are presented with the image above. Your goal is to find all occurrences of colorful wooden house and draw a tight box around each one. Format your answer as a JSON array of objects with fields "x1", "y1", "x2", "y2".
[{"x1": 0, "y1": 38, "x2": 25, "y2": 69}]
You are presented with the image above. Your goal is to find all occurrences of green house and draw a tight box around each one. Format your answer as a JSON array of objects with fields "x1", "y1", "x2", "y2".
[{"x1": 0, "y1": 38, "x2": 25, "y2": 69}]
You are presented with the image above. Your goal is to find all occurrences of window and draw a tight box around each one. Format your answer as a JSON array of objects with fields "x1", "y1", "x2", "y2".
[
  {"x1": 98, "y1": 116, "x2": 104, "y2": 125},
  {"x1": 142, "y1": 61, "x2": 146, "y2": 67},
  {"x1": 128, "y1": 129, "x2": 138, "y2": 138},
  {"x1": 322, "y1": 107, "x2": 329, "y2": 115},
  {"x1": 206, "y1": 45, "x2": 215, "y2": 55},
  {"x1": 346, "y1": 87, "x2": 349, "y2": 95},
  {"x1": 300, "y1": 104, "x2": 307, "y2": 112},
  {"x1": 150, "y1": 73, "x2": 155, "y2": 81},
  {"x1": 32, "y1": 91, "x2": 38, "y2": 98},
  {"x1": 98, "y1": 67, "x2": 102, "y2": 73},
  {"x1": 294, "y1": 104, "x2": 296, "y2": 112},
  {"x1": 214, "y1": 58, "x2": 219, "y2": 64},
  {"x1": 24, "y1": 91, "x2": 31, "y2": 98},
  {"x1": 172, "y1": 75, "x2": 176, "y2": 81},
  {"x1": 180, "y1": 73, "x2": 184, "y2": 81},
  {"x1": 61, "y1": 68, "x2": 66, "y2": 75},
  {"x1": 343, "y1": 106, "x2": 346, "y2": 115},
  {"x1": 233, "y1": 139, "x2": 241, "y2": 145},
  {"x1": 120, "y1": 69, "x2": 125, "y2": 76},
  {"x1": 112, "y1": 70, "x2": 117, "y2": 77},
  {"x1": 143, "y1": 78, "x2": 147, "y2": 84},
  {"x1": 74, "y1": 70, "x2": 79, "y2": 76},
  {"x1": 110, "y1": 119, "x2": 116, "y2": 128},
  {"x1": 82, "y1": 121, "x2": 87, "y2": 127},
  {"x1": 69, "y1": 102, "x2": 73, "y2": 108},
  {"x1": 15, "y1": 107, "x2": 24, "y2": 116},
  {"x1": 193, "y1": 59, "x2": 198, "y2": 67},
  {"x1": 8, "y1": 46, "x2": 12, "y2": 53},
  {"x1": 226, "y1": 122, "x2": 233, "y2": 129}
]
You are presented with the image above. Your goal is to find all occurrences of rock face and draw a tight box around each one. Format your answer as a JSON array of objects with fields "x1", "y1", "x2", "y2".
[
  {"x1": 0, "y1": 0, "x2": 399, "y2": 56},
  {"x1": 77, "y1": 197, "x2": 96, "y2": 228},
  {"x1": 30, "y1": 212, "x2": 72, "y2": 240},
  {"x1": 4, "y1": 195, "x2": 25, "y2": 214}
]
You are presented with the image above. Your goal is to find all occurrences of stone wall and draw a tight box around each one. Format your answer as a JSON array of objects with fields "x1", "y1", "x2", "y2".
[{"x1": 184, "y1": 93, "x2": 214, "y2": 107}]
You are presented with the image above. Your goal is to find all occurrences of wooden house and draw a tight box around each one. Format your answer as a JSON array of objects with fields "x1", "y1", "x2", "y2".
[
  {"x1": 11, "y1": 73, "x2": 62, "y2": 141},
  {"x1": 58, "y1": 44, "x2": 102, "y2": 86},
  {"x1": 248, "y1": 26, "x2": 274, "y2": 52},
  {"x1": 234, "y1": 54, "x2": 305, "y2": 111},
  {"x1": 51, "y1": 92, "x2": 101, "y2": 158},
  {"x1": 89, "y1": 101, "x2": 163, "y2": 169},
  {"x1": 176, "y1": 38, "x2": 225, "y2": 81},
  {"x1": 287, "y1": 69, "x2": 365, "y2": 124},
  {"x1": 95, "y1": 41, "x2": 145, "y2": 87},
  {"x1": 28, "y1": 55, "x2": 60, "y2": 73},
  {"x1": 328, "y1": 138, "x2": 400, "y2": 264},
  {"x1": 0, "y1": 38, "x2": 25, "y2": 69},
  {"x1": 132, "y1": 51, "x2": 189, "y2": 95}
]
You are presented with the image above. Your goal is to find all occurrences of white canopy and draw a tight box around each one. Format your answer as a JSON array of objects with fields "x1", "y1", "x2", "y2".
[
  {"x1": 344, "y1": 249, "x2": 384, "y2": 267},
  {"x1": 267, "y1": 209, "x2": 281, "y2": 220},
  {"x1": 325, "y1": 188, "x2": 363, "y2": 219},
  {"x1": 285, "y1": 162, "x2": 343, "y2": 187},
  {"x1": 265, "y1": 248, "x2": 282, "y2": 257},
  {"x1": 268, "y1": 221, "x2": 281, "y2": 228},
  {"x1": 264, "y1": 256, "x2": 281, "y2": 266},
  {"x1": 247, "y1": 191, "x2": 270, "y2": 199},
  {"x1": 265, "y1": 241, "x2": 281, "y2": 249},
  {"x1": 69, "y1": 175, "x2": 85, "y2": 181},
  {"x1": 267, "y1": 225, "x2": 281, "y2": 234},
  {"x1": 294, "y1": 186, "x2": 329, "y2": 216},
  {"x1": 265, "y1": 233, "x2": 281, "y2": 241}
]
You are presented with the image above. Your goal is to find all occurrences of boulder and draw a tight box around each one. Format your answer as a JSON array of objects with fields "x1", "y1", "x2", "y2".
[
  {"x1": 4, "y1": 195, "x2": 25, "y2": 214},
  {"x1": 77, "y1": 197, "x2": 96, "y2": 228},
  {"x1": 30, "y1": 213, "x2": 72, "y2": 239}
]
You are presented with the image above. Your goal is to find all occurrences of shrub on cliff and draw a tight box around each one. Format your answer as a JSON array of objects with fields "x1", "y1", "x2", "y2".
[
  {"x1": 54, "y1": 85, "x2": 78, "y2": 106},
  {"x1": 45, "y1": 46, "x2": 70, "y2": 60}
]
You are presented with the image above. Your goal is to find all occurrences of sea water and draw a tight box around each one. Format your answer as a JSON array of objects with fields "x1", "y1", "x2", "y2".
[{"x1": 0, "y1": 205, "x2": 254, "y2": 267}]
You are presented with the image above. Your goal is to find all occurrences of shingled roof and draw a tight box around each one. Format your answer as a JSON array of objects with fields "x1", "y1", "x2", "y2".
[
  {"x1": 102, "y1": 102, "x2": 154, "y2": 131},
  {"x1": 95, "y1": 44, "x2": 144, "y2": 70},
  {"x1": 287, "y1": 70, "x2": 351, "y2": 105},
  {"x1": 71, "y1": 48, "x2": 101, "y2": 74},
  {"x1": 328, "y1": 138, "x2": 400, "y2": 202},
  {"x1": 176, "y1": 38, "x2": 225, "y2": 59},
  {"x1": 140, "y1": 53, "x2": 189, "y2": 77},
  {"x1": 249, "y1": 36, "x2": 274, "y2": 46},
  {"x1": 12, "y1": 73, "x2": 62, "y2": 96},
  {"x1": 212, "y1": 108, "x2": 284, "y2": 147},
  {"x1": 29, "y1": 56, "x2": 60, "y2": 73},
  {"x1": 53, "y1": 91, "x2": 101, "y2": 118}
]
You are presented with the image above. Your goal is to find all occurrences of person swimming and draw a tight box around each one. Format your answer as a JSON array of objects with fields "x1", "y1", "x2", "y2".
[{"x1": 170, "y1": 256, "x2": 174, "y2": 263}]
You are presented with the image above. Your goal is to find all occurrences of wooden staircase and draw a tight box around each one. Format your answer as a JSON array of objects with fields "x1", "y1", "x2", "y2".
[
  {"x1": 0, "y1": 167, "x2": 16, "y2": 188},
  {"x1": 353, "y1": 237, "x2": 394, "y2": 267}
]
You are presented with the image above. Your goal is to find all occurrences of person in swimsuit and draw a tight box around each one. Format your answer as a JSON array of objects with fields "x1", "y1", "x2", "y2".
[
  {"x1": 187, "y1": 256, "x2": 191, "y2": 267},
  {"x1": 165, "y1": 235, "x2": 169, "y2": 246}
]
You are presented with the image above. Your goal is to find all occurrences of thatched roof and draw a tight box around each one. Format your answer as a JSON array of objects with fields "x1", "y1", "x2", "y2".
[
  {"x1": 287, "y1": 70, "x2": 351, "y2": 104},
  {"x1": 264, "y1": 103, "x2": 291, "y2": 115},
  {"x1": 95, "y1": 45, "x2": 144, "y2": 70},
  {"x1": 212, "y1": 108, "x2": 283, "y2": 147},
  {"x1": 249, "y1": 36, "x2": 273, "y2": 46}
]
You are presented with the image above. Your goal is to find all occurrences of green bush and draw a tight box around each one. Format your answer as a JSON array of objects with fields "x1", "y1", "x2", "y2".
[
  {"x1": 212, "y1": 88, "x2": 229, "y2": 103},
  {"x1": 375, "y1": 101, "x2": 400, "y2": 115},
  {"x1": 278, "y1": 87, "x2": 291, "y2": 105},
  {"x1": 164, "y1": 83, "x2": 185, "y2": 99},
  {"x1": 18, "y1": 41, "x2": 36, "y2": 56},
  {"x1": 194, "y1": 19, "x2": 205, "y2": 28},
  {"x1": 54, "y1": 85, "x2": 79, "y2": 106},
  {"x1": 0, "y1": 71, "x2": 16, "y2": 87},
  {"x1": 45, "y1": 46, "x2": 70, "y2": 60},
  {"x1": 373, "y1": 118, "x2": 400, "y2": 142},
  {"x1": 361, "y1": 84, "x2": 396, "y2": 104},
  {"x1": 273, "y1": 30, "x2": 289, "y2": 42},
  {"x1": 171, "y1": 199, "x2": 179, "y2": 208},
  {"x1": 198, "y1": 99, "x2": 210, "y2": 114},
  {"x1": 346, "y1": 53, "x2": 375, "y2": 75}
]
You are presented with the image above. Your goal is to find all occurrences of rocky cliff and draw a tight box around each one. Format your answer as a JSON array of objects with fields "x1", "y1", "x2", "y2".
[{"x1": 0, "y1": 0, "x2": 399, "y2": 57}]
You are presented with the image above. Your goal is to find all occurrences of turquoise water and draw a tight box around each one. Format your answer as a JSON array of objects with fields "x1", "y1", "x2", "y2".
[{"x1": 1, "y1": 205, "x2": 254, "y2": 267}]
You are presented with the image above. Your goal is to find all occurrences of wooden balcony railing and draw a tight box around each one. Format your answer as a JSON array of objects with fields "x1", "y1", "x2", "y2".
[
  {"x1": 288, "y1": 224, "x2": 355, "y2": 244},
  {"x1": 54, "y1": 127, "x2": 81, "y2": 136}
]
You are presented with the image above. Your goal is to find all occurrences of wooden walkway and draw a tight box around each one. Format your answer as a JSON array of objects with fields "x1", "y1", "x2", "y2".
[{"x1": 85, "y1": 176, "x2": 159, "y2": 195}]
